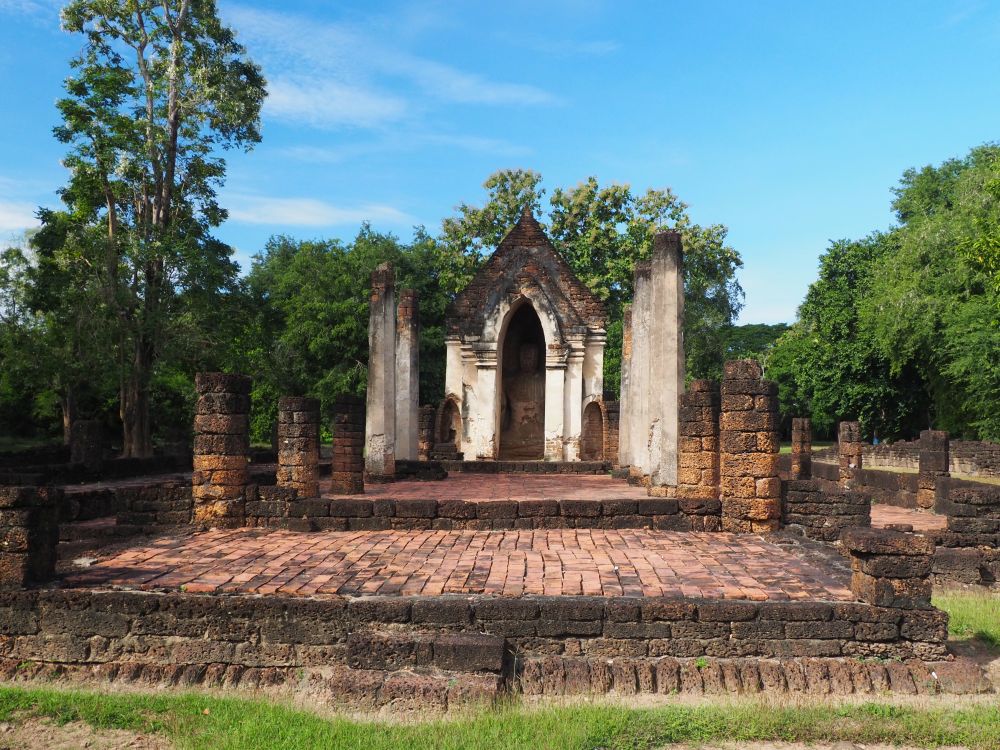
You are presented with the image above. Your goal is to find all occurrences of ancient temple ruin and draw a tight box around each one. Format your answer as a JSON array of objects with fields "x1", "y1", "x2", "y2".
[{"x1": 443, "y1": 207, "x2": 609, "y2": 462}]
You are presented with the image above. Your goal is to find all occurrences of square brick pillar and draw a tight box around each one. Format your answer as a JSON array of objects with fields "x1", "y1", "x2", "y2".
[
  {"x1": 277, "y1": 396, "x2": 321, "y2": 499},
  {"x1": 790, "y1": 417, "x2": 812, "y2": 480},
  {"x1": 838, "y1": 421, "x2": 863, "y2": 490},
  {"x1": 417, "y1": 404, "x2": 435, "y2": 461},
  {"x1": 69, "y1": 419, "x2": 103, "y2": 471},
  {"x1": 332, "y1": 396, "x2": 365, "y2": 494},
  {"x1": 918, "y1": 429, "x2": 949, "y2": 510},
  {"x1": 720, "y1": 360, "x2": 781, "y2": 532},
  {"x1": 617, "y1": 304, "x2": 633, "y2": 469},
  {"x1": 603, "y1": 400, "x2": 621, "y2": 466},
  {"x1": 677, "y1": 379, "x2": 720, "y2": 500},
  {"x1": 0, "y1": 486, "x2": 59, "y2": 590},
  {"x1": 192, "y1": 372, "x2": 250, "y2": 527},
  {"x1": 842, "y1": 528, "x2": 934, "y2": 609},
  {"x1": 366, "y1": 263, "x2": 396, "y2": 480}
]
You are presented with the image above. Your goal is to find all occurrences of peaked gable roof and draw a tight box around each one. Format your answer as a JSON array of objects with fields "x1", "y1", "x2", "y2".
[{"x1": 445, "y1": 207, "x2": 607, "y2": 338}]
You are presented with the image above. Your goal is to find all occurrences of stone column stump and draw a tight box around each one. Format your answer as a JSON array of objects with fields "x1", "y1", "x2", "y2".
[
  {"x1": 918, "y1": 429, "x2": 949, "y2": 510},
  {"x1": 790, "y1": 417, "x2": 812, "y2": 480},
  {"x1": 0, "y1": 486, "x2": 59, "y2": 589},
  {"x1": 69, "y1": 420, "x2": 103, "y2": 471},
  {"x1": 843, "y1": 527, "x2": 934, "y2": 609},
  {"x1": 277, "y1": 396, "x2": 321, "y2": 499},
  {"x1": 192, "y1": 372, "x2": 251, "y2": 527},
  {"x1": 418, "y1": 405, "x2": 435, "y2": 461},
  {"x1": 332, "y1": 396, "x2": 365, "y2": 495},
  {"x1": 719, "y1": 360, "x2": 781, "y2": 532},
  {"x1": 838, "y1": 421, "x2": 863, "y2": 489}
]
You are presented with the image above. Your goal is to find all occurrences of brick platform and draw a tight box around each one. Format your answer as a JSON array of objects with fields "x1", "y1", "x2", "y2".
[
  {"x1": 871, "y1": 505, "x2": 946, "y2": 532},
  {"x1": 66, "y1": 528, "x2": 852, "y2": 601}
]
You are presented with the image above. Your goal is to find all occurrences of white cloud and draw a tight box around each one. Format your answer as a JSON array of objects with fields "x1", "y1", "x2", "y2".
[
  {"x1": 278, "y1": 133, "x2": 529, "y2": 164},
  {"x1": 265, "y1": 78, "x2": 407, "y2": 129},
  {"x1": 223, "y1": 4, "x2": 558, "y2": 129},
  {"x1": 226, "y1": 195, "x2": 413, "y2": 227},
  {"x1": 0, "y1": 199, "x2": 39, "y2": 234},
  {"x1": 496, "y1": 32, "x2": 618, "y2": 57}
]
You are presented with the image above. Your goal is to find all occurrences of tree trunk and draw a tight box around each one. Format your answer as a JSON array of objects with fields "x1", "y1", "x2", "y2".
[
  {"x1": 60, "y1": 388, "x2": 77, "y2": 446},
  {"x1": 120, "y1": 338, "x2": 154, "y2": 458}
]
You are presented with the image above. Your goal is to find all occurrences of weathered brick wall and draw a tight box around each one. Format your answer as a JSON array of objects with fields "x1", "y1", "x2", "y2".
[
  {"x1": 790, "y1": 418, "x2": 812, "y2": 480},
  {"x1": 331, "y1": 396, "x2": 365, "y2": 495},
  {"x1": 930, "y1": 478, "x2": 1000, "y2": 585},
  {"x1": 677, "y1": 380, "x2": 720, "y2": 501},
  {"x1": 192, "y1": 373, "x2": 250, "y2": 527},
  {"x1": 0, "y1": 587, "x2": 950, "y2": 697},
  {"x1": 277, "y1": 397, "x2": 320, "y2": 499},
  {"x1": 856, "y1": 439, "x2": 1000, "y2": 478},
  {"x1": 838, "y1": 421, "x2": 863, "y2": 490},
  {"x1": 245, "y1": 485, "x2": 297, "y2": 529},
  {"x1": 0, "y1": 487, "x2": 59, "y2": 589},
  {"x1": 918, "y1": 429, "x2": 949, "y2": 510},
  {"x1": 782, "y1": 479, "x2": 870, "y2": 541},
  {"x1": 719, "y1": 361, "x2": 781, "y2": 532}
]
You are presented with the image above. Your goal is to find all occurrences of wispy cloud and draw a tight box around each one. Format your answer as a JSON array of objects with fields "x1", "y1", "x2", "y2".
[
  {"x1": 226, "y1": 195, "x2": 413, "y2": 227},
  {"x1": 278, "y1": 133, "x2": 530, "y2": 165},
  {"x1": 496, "y1": 32, "x2": 618, "y2": 57},
  {"x1": 266, "y1": 78, "x2": 407, "y2": 129},
  {"x1": 223, "y1": 4, "x2": 558, "y2": 129},
  {"x1": 0, "y1": 200, "x2": 38, "y2": 234}
]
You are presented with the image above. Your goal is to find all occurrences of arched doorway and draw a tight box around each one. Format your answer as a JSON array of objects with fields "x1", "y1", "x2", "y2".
[
  {"x1": 435, "y1": 397, "x2": 462, "y2": 457},
  {"x1": 580, "y1": 401, "x2": 605, "y2": 460},
  {"x1": 498, "y1": 304, "x2": 546, "y2": 460}
]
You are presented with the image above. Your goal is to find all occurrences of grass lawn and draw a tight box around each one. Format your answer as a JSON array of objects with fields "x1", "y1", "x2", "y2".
[
  {"x1": 1, "y1": 685, "x2": 999, "y2": 750},
  {"x1": 934, "y1": 589, "x2": 1000, "y2": 649}
]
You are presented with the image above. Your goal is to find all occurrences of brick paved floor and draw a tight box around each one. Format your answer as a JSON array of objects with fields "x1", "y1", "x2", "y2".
[
  {"x1": 871, "y1": 504, "x2": 946, "y2": 532},
  {"x1": 66, "y1": 528, "x2": 853, "y2": 601},
  {"x1": 325, "y1": 473, "x2": 647, "y2": 501}
]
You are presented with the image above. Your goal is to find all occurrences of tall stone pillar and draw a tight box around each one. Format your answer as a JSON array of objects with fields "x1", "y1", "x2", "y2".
[
  {"x1": 192, "y1": 373, "x2": 250, "y2": 527},
  {"x1": 417, "y1": 404, "x2": 435, "y2": 461},
  {"x1": 838, "y1": 421, "x2": 863, "y2": 490},
  {"x1": 277, "y1": 396, "x2": 320, "y2": 499},
  {"x1": 544, "y1": 346, "x2": 567, "y2": 461},
  {"x1": 563, "y1": 342, "x2": 585, "y2": 461},
  {"x1": 603, "y1": 400, "x2": 621, "y2": 467},
  {"x1": 617, "y1": 305, "x2": 633, "y2": 469},
  {"x1": 649, "y1": 231, "x2": 685, "y2": 486},
  {"x1": 677, "y1": 379, "x2": 720, "y2": 499},
  {"x1": 790, "y1": 417, "x2": 812, "y2": 480},
  {"x1": 719, "y1": 360, "x2": 781, "y2": 532},
  {"x1": 918, "y1": 429, "x2": 949, "y2": 510},
  {"x1": 365, "y1": 263, "x2": 396, "y2": 480},
  {"x1": 395, "y1": 289, "x2": 419, "y2": 461},
  {"x1": 628, "y1": 262, "x2": 652, "y2": 480},
  {"x1": 332, "y1": 396, "x2": 365, "y2": 495}
]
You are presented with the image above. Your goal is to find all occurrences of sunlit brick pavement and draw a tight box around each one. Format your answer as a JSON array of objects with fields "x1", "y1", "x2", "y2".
[
  {"x1": 870, "y1": 504, "x2": 946, "y2": 532},
  {"x1": 66, "y1": 528, "x2": 853, "y2": 601},
  {"x1": 324, "y1": 473, "x2": 648, "y2": 501}
]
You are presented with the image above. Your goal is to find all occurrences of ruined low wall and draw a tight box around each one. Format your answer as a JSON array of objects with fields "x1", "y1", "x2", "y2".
[
  {"x1": 812, "y1": 462, "x2": 920, "y2": 508},
  {"x1": 440, "y1": 460, "x2": 611, "y2": 474},
  {"x1": 818, "y1": 440, "x2": 1000, "y2": 478}
]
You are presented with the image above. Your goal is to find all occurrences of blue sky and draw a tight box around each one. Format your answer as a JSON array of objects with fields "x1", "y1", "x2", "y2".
[{"x1": 1, "y1": 1, "x2": 998, "y2": 323}]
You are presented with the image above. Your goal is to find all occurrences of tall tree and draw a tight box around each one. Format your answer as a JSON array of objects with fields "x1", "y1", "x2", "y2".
[{"x1": 53, "y1": 0, "x2": 265, "y2": 456}]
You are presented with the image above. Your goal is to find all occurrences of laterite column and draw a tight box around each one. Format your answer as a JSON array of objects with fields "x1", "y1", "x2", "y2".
[
  {"x1": 192, "y1": 373, "x2": 250, "y2": 526},
  {"x1": 418, "y1": 404, "x2": 435, "y2": 461},
  {"x1": 719, "y1": 360, "x2": 781, "y2": 532},
  {"x1": 676, "y1": 379, "x2": 720, "y2": 500},
  {"x1": 0, "y1": 486, "x2": 59, "y2": 589},
  {"x1": 277, "y1": 396, "x2": 321, "y2": 499},
  {"x1": 838, "y1": 421, "x2": 863, "y2": 490},
  {"x1": 790, "y1": 417, "x2": 812, "y2": 480},
  {"x1": 332, "y1": 396, "x2": 365, "y2": 494},
  {"x1": 918, "y1": 429, "x2": 949, "y2": 510}
]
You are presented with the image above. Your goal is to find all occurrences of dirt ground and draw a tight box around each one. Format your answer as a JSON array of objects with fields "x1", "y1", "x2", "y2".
[{"x1": 0, "y1": 717, "x2": 170, "y2": 750}]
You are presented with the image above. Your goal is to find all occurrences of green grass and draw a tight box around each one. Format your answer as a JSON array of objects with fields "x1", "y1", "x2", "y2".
[
  {"x1": 935, "y1": 589, "x2": 1000, "y2": 649},
  {"x1": 2, "y1": 685, "x2": 1000, "y2": 750},
  {"x1": 779, "y1": 440, "x2": 834, "y2": 455}
]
